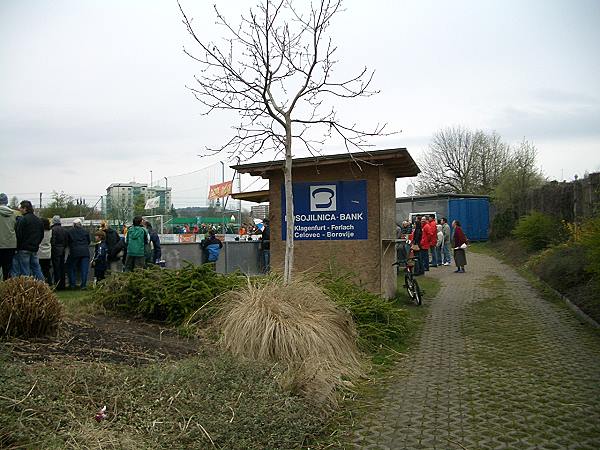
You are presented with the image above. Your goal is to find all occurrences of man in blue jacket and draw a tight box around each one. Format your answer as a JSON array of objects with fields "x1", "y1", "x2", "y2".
[{"x1": 201, "y1": 230, "x2": 223, "y2": 263}]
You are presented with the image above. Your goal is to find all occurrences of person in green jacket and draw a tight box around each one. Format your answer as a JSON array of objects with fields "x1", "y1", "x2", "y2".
[{"x1": 124, "y1": 216, "x2": 149, "y2": 272}]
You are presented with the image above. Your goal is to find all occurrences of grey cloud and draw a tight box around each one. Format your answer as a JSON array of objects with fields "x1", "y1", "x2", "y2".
[
  {"x1": 532, "y1": 88, "x2": 598, "y2": 106},
  {"x1": 492, "y1": 104, "x2": 600, "y2": 142}
]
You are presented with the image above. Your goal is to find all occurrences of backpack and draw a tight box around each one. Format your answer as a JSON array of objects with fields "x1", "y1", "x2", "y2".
[
  {"x1": 206, "y1": 243, "x2": 221, "y2": 262},
  {"x1": 110, "y1": 237, "x2": 126, "y2": 260}
]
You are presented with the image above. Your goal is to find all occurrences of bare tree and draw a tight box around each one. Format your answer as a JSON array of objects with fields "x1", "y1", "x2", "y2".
[
  {"x1": 108, "y1": 196, "x2": 133, "y2": 229},
  {"x1": 416, "y1": 127, "x2": 512, "y2": 195},
  {"x1": 492, "y1": 139, "x2": 545, "y2": 214},
  {"x1": 416, "y1": 126, "x2": 480, "y2": 194},
  {"x1": 472, "y1": 131, "x2": 510, "y2": 194},
  {"x1": 179, "y1": 0, "x2": 390, "y2": 282}
]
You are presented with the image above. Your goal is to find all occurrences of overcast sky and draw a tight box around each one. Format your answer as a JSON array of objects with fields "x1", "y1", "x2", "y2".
[{"x1": 1, "y1": 0, "x2": 599, "y2": 207}]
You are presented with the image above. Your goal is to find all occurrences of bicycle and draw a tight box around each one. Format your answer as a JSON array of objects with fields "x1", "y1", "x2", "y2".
[{"x1": 393, "y1": 254, "x2": 423, "y2": 306}]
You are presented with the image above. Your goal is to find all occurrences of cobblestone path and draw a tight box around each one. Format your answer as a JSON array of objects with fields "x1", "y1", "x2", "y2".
[{"x1": 347, "y1": 252, "x2": 600, "y2": 449}]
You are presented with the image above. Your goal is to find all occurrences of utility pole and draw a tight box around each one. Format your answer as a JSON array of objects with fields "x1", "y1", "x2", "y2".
[
  {"x1": 236, "y1": 156, "x2": 242, "y2": 233},
  {"x1": 39, "y1": 192, "x2": 42, "y2": 209},
  {"x1": 150, "y1": 170, "x2": 154, "y2": 217},
  {"x1": 220, "y1": 161, "x2": 225, "y2": 234}
]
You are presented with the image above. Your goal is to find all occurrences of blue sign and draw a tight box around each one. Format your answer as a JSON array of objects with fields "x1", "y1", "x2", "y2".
[{"x1": 281, "y1": 180, "x2": 368, "y2": 240}]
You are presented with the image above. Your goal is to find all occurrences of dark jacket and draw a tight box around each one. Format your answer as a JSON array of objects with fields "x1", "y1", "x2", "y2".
[
  {"x1": 148, "y1": 229, "x2": 161, "y2": 262},
  {"x1": 51, "y1": 224, "x2": 69, "y2": 256},
  {"x1": 15, "y1": 212, "x2": 44, "y2": 252},
  {"x1": 93, "y1": 241, "x2": 109, "y2": 271},
  {"x1": 412, "y1": 223, "x2": 422, "y2": 248},
  {"x1": 68, "y1": 226, "x2": 91, "y2": 258},
  {"x1": 104, "y1": 227, "x2": 120, "y2": 261},
  {"x1": 261, "y1": 225, "x2": 270, "y2": 250}
]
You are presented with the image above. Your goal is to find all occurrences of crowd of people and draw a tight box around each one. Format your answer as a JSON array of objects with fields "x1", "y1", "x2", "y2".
[
  {"x1": 0, "y1": 193, "x2": 163, "y2": 289},
  {"x1": 397, "y1": 214, "x2": 468, "y2": 275}
]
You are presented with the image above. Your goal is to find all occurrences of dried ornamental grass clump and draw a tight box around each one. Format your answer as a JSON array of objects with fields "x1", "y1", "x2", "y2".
[
  {"x1": 217, "y1": 276, "x2": 364, "y2": 406},
  {"x1": 0, "y1": 276, "x2": 63, "y2": 338}
]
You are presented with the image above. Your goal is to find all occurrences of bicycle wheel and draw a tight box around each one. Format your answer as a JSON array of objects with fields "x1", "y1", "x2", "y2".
[
  {"x1": 412, "y1": 277, "x2": 423, "y2": 306},
  {"x1": 404, "y1": 273, "x2": 417, "y2": 303}
]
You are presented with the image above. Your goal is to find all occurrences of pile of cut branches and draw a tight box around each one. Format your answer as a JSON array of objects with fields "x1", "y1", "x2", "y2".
[{"x1": 89, "y1": 263, "x2": 242, "y2": 324}]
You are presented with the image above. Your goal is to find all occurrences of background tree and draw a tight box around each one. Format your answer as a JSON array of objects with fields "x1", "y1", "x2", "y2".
[
  {"x1": 179, "y1": 0, "x2": 390, "y2": 282},
  {"x1": 416, "y1": 127, "x2": 513, "y2": 195},
  {"x1": 416, "y1": 126, "x2": 481, "y2": 194},
  {"x1": 108, "y1": 197, "x2": 133, "y2": 229},
  {"x1": 43, "y1": 191, "x2": 85, "y2": 218},
  {"x1": 133, "y1": 194, "x2": 146, "y2": 217},
  {"x1": 492, "y1": 139, "x2": 545, "y2": 214}
]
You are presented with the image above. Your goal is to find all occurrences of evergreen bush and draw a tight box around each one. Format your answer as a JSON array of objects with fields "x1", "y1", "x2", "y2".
[
  {"x1": 489, "y1": 209, "x2": 517, "y2": 241},
  {"x1": 317, "y1": 268, "x2": 411, "y2": 352},
  {"x1": 89, "y1": 263, "x2": 242, "y2": 324}
]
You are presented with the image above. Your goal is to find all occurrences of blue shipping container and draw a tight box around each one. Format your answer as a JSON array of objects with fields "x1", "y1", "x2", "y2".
[{"x1": 448, "y1": 198, "x2": 489, "y2": 241}]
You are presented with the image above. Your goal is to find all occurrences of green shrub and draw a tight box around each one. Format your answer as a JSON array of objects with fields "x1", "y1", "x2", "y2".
[
  {"x1": 489, "y1": 208, "x2": 517, "y2": 241},
  {"x1": 529, "y1": 243, "x2": 591, "y2": 293},
  {"x1": 0, "y1": 277, "x2": 63, "y2": 338},
  {"x1": 316, "y1": 268, "x2": 411, "y2": 353},
  {"x1": 89, "y1": 263, "x2": 242, "y2": 324},
  {"x1": 580, "y1": 217, "x2": 600, "y2": 279},
  {"x1": 513, "y1": 211, "x2": 567, "y2": 251}
]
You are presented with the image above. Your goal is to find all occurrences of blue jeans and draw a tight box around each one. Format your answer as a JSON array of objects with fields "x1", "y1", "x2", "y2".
[
  {"x1": 262, "y1": 250, "x2": 270, "y2": 273},
  {"x1": 442, "y1": 243, "x2": 451, "y2": 264},
  {"x1": 68, "y1": 256, "x2": 90, "y2": 288},
  {"x1": 11, "y1": 250, "x2": 45, "y2": 280},
  {"x1": 434, "y1": 246, "x2": 442, "y2": 265},
  {"x1": 419, "y1": 248, "x2": 430, "y2": 271},
  {"x1": 430, "y1": 247, "x2": 439, "y2": 266}
]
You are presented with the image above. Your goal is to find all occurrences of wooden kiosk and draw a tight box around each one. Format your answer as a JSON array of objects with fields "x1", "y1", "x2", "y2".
[{"x1": 232, "y1": 148, "x2": 420, "y2": 298}]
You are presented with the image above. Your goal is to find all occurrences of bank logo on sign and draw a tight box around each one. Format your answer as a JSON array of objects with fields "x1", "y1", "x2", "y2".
[{"x1": 310, "y1": 185, "x2": 337, "y2": 211}]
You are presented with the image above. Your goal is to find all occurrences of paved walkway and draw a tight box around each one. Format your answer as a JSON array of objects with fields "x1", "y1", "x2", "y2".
[{"x1": 347, "y1": 252, "x2": 600, "y2": 449}]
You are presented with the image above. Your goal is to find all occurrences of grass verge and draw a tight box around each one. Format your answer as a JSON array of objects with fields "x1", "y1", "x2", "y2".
[{"x1": 0, "y1": 350, "x2": 323, "y2": 450}]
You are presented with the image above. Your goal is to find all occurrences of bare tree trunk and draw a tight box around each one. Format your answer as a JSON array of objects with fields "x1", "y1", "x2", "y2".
[{"x1": 283, "y1": 116, "x2": 294, "y2": 283}]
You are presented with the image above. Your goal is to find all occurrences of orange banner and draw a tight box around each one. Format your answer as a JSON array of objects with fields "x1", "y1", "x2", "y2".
[{"x1": 208, "y1": 181, "x2": 233, "y2": 200}]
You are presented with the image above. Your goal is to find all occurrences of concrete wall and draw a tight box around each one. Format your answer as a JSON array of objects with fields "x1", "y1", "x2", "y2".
[
  {"x1": 161, "y1": 241, "x2": 262, "y2": 275},
  {"x1": 396, "y1": 198, "x2": 449, "y2": 224},
  {"x1": 268, "y1": 162, "x2": 398, "y2": 298}
]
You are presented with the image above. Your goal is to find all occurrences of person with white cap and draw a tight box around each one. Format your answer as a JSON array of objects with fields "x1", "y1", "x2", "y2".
[
  {"x1": 0, "y1": 193, "x2": 17, "y2": 280},
  {"x1": 50, "y1": 215, "x2": 68, "y2": 289},
  {"x1": 67, "y1": 218, "x2": 91, "y2": 289}
]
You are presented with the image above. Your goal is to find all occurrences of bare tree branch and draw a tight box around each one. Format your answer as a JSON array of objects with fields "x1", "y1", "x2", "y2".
[{"x1": 179, "y1": 0, "x2": 394, "y2": 282}]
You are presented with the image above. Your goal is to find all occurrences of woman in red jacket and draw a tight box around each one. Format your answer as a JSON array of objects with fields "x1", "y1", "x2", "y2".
[{"x1": 452, "y1": 220, "x2": 468, "y2": 273}]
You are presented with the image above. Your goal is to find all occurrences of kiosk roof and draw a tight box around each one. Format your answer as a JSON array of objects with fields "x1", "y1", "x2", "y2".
[{"x1": 231, "y1": 148, "x2": 420, "y2": 179}]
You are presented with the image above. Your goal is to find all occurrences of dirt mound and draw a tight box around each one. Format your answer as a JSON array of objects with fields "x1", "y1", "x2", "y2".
[{"x1": 1, "y1": 314, "x2": 200, "y2": 365}]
